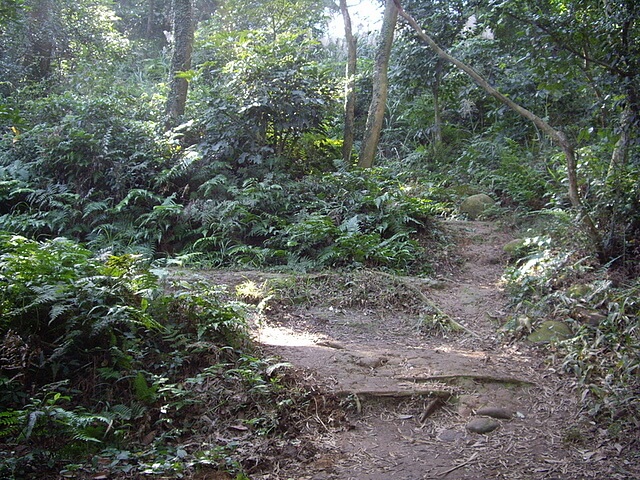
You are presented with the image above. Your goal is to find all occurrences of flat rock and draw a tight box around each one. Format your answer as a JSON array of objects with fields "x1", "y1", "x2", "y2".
[
  {"x1": 466, "y1": 417, "x2": 500, "y2": 434},
  {"x1": 476, "y1": 406, "x2": 513, "y2": 420},
  {"x1": 355, "y1": 355, "x2": 388, "y2": 368},
  {"x1": 316, "y1": 340, "x2": 345, "y2": 349},
  {"x1": 527, "y1": 320, "x2": 573, "y2": 343},
  {"x1": 437, "y1": 428, "x2": 465, "y2": 443}
]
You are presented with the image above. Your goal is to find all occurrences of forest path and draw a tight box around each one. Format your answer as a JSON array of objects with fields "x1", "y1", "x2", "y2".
[
  {"x1": 250, "y1": 221, "x2": 616, "y2": 479},
  {"x1": 186, "y1": 220, "x2": 626, "y2": 479}
]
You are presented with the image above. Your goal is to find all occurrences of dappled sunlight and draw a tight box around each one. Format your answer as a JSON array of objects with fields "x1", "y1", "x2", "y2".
[{"x1": 257, "y1": 324, "x2": 322, "y2": 347}]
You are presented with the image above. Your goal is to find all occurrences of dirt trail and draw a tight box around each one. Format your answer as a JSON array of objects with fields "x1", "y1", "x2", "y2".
[{"x1": 249, "y1": 221, "x2": 629, "y2": 480}]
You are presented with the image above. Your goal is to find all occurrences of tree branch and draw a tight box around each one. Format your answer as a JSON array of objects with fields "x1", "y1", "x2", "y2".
[{"x1": 392, "y1": 0, "x2": 604, "y2": 256}]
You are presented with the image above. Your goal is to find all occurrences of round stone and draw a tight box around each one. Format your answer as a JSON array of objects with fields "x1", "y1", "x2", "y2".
[{"x1": 466, "y1": 417, "x2": 500, "y2": 434}]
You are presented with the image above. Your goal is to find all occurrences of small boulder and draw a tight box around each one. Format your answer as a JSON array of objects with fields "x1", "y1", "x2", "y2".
[
  {"x1": 460, "y1": 194, "x2": 496, "y2": 220},
  {"x1": 355, "y1": 355, "x2": 388, "y2": 368},
  {"x1": 527, "y1": 320, "x2": 573, "y2": 343},
  {"x1": 503, "y1": 239, "x2": 527, "y2": 260},
  {"x1": 476, "y1": 406, "x2": 513, "y2": 420},
  {"x1": 466, "y1": 417, "x2": 500, "y2": 434}
]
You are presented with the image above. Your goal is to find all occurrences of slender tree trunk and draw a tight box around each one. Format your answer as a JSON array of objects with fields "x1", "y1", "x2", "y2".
[
  {"x1": 164, "y1": 0, "x2": 194, "y2": 131},
  {"x1": 358, "y1": 0, "x2": 398, "y2": 168},
  {"x1": 340, "y1": 0, "x2": 357, "y2": 164},
  {"x1": 608, "y1": 105, "x2": 633, "y2": 179},
  {"x1": 432, "y1": 59, "x2": 443, "y2": 144},
  {"x1": 393, "y1": 0, "x2": 604, "y2": 255},
  {"x1": 146, "y1": 0, "x2": 156, "y2": 38}
]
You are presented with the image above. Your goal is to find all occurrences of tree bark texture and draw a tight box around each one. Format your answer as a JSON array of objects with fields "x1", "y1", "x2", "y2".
[
  {"x1": 608, "y1": 105, "x2": 633, "y2": 179},
  {"x1": 164, "y1": 0, "x2": 194, "y2": 130},
  {"x1": 340, "y1": 0, "x2": 357, "y2": 165},
  {"x1": 358, "y1": 0, "x2": 398, "y2": 168},
  {"x1": 393, "y1": 0, "x2": 604, "y2": 255}
]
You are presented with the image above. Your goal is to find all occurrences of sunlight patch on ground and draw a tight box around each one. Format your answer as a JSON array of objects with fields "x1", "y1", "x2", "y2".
[{"x1": 257, "y1": 325, "x2": 320, "y2": 347}]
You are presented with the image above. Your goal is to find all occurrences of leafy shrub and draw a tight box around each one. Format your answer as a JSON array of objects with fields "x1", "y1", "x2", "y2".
[
  {"x1": 194, "y1": 30, "x2": 340, "y2": 175},
  {"x1": 12, "y1": 93, "x2": 171, "y2": 199},
  {"x1": 0, "y1": 234, "x2": 160, "y2": 394},
  {"x1": 0, "y1": 92, "x2": 180, "y2": 251},
  {"x1": 458, "y1": 136, "x2": 554, "y2": 210}
]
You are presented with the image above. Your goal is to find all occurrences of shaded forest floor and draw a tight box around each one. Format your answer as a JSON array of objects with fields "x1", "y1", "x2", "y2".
[{"x1": 185, "y1": 221, "x2": 638, "y2": 480}]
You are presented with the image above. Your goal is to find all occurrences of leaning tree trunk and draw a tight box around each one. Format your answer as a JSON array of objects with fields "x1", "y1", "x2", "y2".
[
  {"x1": 340, "y1": 0, "x2": 357, "y2": 164},
  {"x1": 393, "y1": 0, "x2": 603, "y2": 255},
  {"x1": 358, "y1": 0, "x2": 398, "y2": 168},
  {"x1": 164, "y1": 0, "x2": 195, "y2": 131}
]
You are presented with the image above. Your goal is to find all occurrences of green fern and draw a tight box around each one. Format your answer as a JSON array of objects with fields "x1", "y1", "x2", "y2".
[
  {"x1": 0, "y1": 410, "x2": 22, "y2": 439},
  {"x1": 132, "y1": 372, "x2": 157, "y2": 404}
]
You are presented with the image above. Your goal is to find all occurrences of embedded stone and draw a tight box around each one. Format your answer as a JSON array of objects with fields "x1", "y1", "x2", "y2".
[
  {"x1": 527, "y1": 320, "x2": 573, "y2": 343},
  {"x1": 437, "y1": 428, "x2": 465, "y2": 443},
  {"x1": 476, "y1": 406, "x2": 513, "y2": 420},
  {"x1": 503, "y1": 238, "x2": 526, "y2": 259},
  {"x1": 466, "y1": 417, "x2": 500, "y2": 434}
]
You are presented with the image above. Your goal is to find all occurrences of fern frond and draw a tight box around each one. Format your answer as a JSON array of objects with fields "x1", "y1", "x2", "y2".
[{"x1": 0, "y1": 410, "x2": 24, "y2": 439}]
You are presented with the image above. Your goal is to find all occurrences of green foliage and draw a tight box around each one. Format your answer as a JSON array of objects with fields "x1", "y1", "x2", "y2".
[
  {"x1": 0, "y1": 0, "x2": 639, "y2": 474},
  {"x1": 0, "y1": 0, "x2": 130, "y2": 85},
  {"x1": 502, "y1": 218, "x2": 639, "y2": 434},
  {"x1": 180, "y1": 168, "x2": 438, "y2": 273},
  {"x1": 0, "y1": 91, "x2": 181, "y2": 251},
  {"x1": 0, "y1": 233, "x2": 275, "y2": 478},
  {"x1": 164, "y1": 281, "x2": 248, "y2": 348},
  {"x1": 0, "y1": 235, "x2": 159, "y2": 390},
  {"x1": 457, "y1": 135, "x2": 556, "y2": 210},
  {"x1": 194, "y1": 29, "x2": 340, "y2": 174}
]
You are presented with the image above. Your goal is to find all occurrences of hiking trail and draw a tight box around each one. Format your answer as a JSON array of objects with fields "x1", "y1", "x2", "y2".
[{"x1": 191, "y1": 220, "x2": 634, "y2": 479}]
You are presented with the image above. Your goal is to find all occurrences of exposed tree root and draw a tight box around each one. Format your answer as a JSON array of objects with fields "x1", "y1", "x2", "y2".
[
  {"x1": 337, "y1": 388, "x2": 454, "y2": 399},
  {"x1": 398, "y1": 374, "x2": 536, "y2": 386}
]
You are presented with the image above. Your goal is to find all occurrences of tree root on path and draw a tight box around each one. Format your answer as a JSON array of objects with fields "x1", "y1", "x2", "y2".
[
  {"x1": 336, "y1": 388, "x2": 453, "y2": 414},
  {"x1": 398, "y1": 374, "x2": 536, "y2": 386}
]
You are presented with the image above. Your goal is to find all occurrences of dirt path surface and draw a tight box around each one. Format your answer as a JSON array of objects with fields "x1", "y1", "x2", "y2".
[{"x1": 188, "y1": 221, "x2": 636, "y2": 479}]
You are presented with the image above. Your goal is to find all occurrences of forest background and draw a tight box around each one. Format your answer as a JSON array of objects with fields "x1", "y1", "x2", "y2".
[{"x1": 0, "y1": 0, "x2": 638, "y2": 478}]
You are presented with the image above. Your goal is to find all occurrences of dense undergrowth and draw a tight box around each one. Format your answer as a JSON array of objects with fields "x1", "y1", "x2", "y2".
[
  {"x1": 2, "y1": 91, "x2": 639, "y2": 475},
  {"x1": 0, "y1": 233, "x2": 347, "y2": 478}
]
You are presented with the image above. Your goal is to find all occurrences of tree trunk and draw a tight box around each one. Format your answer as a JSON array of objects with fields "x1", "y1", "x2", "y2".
[
  {"x1": 24, "y1": 0, "x2": 55, "y2": 81},
  {"x1": 340, "y1": 0, "x2": 357, "y2": 165},
  {"x1": 607, "y1": 105, "x2": 633, "y2": 179},
  {"x1": 432, "y1": 59, "x2": 443, "y2": 144},
  {"x1": 358, "y1": 0, "x2": 398, "y2": 168},
  {"x1": 393, "y1": 0, "x2": 604, "y2": 255},
  {"x1": 164, "y1": 0, "x2": 195, "y2": 131},
  {"x1": 146, "y1": 0, "x2": 156, "y2": 39}
]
